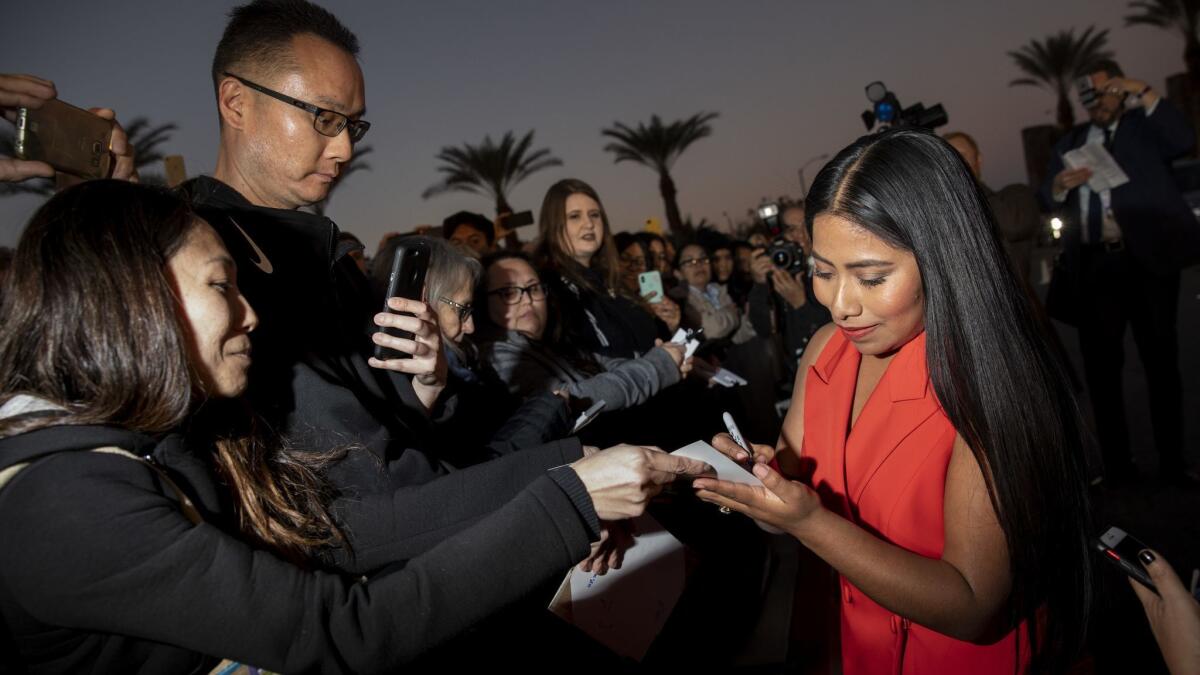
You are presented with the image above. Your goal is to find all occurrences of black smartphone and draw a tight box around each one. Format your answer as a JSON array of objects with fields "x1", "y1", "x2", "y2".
[
  {"x1": 500, "y1": 210, "x2": 534, "y2": 229},
  {"x1": 374, "y1": 240, "x2": 430, "y2": 361},
  {"x1": 1094, "y1": 526, "x2": 1158, "y2": 594}
]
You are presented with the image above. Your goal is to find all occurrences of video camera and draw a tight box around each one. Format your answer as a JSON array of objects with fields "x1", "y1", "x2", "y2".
[
  {"x1": 756, "y1": 203, "x2": 806, "y2": 275},
  {"x1": 861, "y1": 81, "x2": 948, "y2": 132}
]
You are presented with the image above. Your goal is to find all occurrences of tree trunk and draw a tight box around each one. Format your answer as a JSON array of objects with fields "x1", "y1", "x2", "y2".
[
  {"x1": 658, "y1": 171, "x2": 686, "y2": 237},
  {"x1": 495, "y1": 195, "x2": 520, "y2": 250},
  {"x1": 1056, "y1": 88, "x2": 1075, "y2": 131}
]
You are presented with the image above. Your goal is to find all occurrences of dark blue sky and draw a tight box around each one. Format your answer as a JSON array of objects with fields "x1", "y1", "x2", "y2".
[{"x1": 0, "y1": 0, "x2": 1186, "y2": 248}]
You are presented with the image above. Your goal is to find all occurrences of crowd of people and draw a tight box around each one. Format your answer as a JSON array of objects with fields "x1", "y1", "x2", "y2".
[{"x1": 1, "y1": 0, "x2": 1199, "y2": 673}]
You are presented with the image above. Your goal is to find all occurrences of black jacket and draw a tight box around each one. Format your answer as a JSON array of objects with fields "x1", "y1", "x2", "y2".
[
  {"x1": 0, "y1": 422, "x2": 593, "y2": 674},
  {"x1": 747, "y1": 278, "x2": 830, "y2": 379},
  {"x1": 546, "y1": 265, "x2": 659, "y2": 359},
  {"x1": 1040, "y1": 100, "x2": 1200, "y2": 272},
  {"x1": 182, "y1": 177, "x2": 589, "y2": 574}
]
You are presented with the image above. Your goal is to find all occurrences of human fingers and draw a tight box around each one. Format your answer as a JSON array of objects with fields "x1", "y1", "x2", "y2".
[
  {"x1": 0, "y1": 74, "x2": 56, "y2": 109},
  {"x1": 0, "y1": 157, "x2": 54, "y2": 182},
  {"x1": 646, "y1": 452, "x2": 713, "y2": 484},
  {"x1": 711, "y1": 432, "x2": 751, "y2": 462}
]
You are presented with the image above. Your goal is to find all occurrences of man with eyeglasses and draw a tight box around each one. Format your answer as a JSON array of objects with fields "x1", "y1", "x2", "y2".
[{"x1": 179, "y1": 3, "x2": 709, "y2": 665}]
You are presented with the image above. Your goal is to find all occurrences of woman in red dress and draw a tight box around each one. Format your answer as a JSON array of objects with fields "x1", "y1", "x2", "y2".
[{"x1": 694, "y1": 128, "x2": 1091, "y2": 674}]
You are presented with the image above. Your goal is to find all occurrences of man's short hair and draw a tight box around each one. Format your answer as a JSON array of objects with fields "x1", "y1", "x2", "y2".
[
  {"x1": 442, "y1": 211, "x2": 495, "y2": 244},
  {"x1": 212, "y1": 0, "x2": 360, "y2": 93},
  {"x1": 942, "y1": 131, "x2": 979, "y2": 155},
  {"x1": 1090, "y1": 59, "x2": 1124, "y2": 79}
]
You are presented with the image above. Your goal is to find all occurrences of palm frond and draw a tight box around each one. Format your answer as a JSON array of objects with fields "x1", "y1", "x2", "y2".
[{"x1": 421, "y1": 130, "x2": 560, "y2": 213}]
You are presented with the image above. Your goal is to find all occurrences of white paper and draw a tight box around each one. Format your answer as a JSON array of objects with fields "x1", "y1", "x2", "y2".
[
  {"x1": 671, "y1": 440, "x2": 764, "y2": 487},
  {"x1": 1063, "y1": 142, "x2": 1129, "y2": 193},
  {"x1": 710, "y1": 367, "x2": 748, "y2": 388},
  {"x1": 562, "y1": 514, "x2": 686, "y2": 661}
]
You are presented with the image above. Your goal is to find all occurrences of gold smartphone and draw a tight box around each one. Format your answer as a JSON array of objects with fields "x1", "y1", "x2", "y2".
[{"x1": 15, "y1": 99, "x2": 114, "y2": 179}]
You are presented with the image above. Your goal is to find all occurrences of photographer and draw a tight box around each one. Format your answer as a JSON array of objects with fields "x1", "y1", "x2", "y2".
[
  {"x1": 1040, "y1": 59, "x2": 1200, "y2": 488},
  {"x1": 747, "y1": 201, "x2": 831, "y2": 379}
]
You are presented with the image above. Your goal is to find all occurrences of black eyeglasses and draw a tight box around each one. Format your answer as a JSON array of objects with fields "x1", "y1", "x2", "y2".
[
  {"x1": 224, "y1": 72, "x2": 371, "y2": 143},
  {"x1": 438, "y1": 296, "x2": 473, "y2": 322},
  {"x1": 488, "y1": 282, "x2": 547, "y2": 305}
]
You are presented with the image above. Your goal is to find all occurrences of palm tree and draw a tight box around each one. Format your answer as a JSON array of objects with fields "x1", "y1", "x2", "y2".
[
  {"x1": 422, "y1": 130, "x2": 562, "y2": 216},
  {"x1": 311, "y1": 145, "x2": 373, "y2": 217},
  {"x1": 1126, "y1": 0, "x2": 1200, "y2": 83},
  {"x1": 1008, "y1": 26, "x2": 1114, "y2": 129},
  {"x1": 601, "y1": 112, "x2": 718, "y2": 236}
]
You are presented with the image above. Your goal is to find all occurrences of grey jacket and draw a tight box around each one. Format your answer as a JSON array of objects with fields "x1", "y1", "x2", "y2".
[{"x1": 481, "y1": 330, "x2": 681, "y2": 410}]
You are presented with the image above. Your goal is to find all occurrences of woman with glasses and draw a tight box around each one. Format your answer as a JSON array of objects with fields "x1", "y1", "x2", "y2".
[
  {"x1": 532, "y1": 179, "x2": 663, "y2": 359},
  {"x1": 615, "y1": 231, "x2": 683, "y2": 334},
  {"x1": 478, "y1": 251, "x2": 689, "y2": 429},
  {"x1": 418, "y1": 237, "x2": 571, "y2": 466},
  {"x1": 672, "y1": 242, "x2": 756, "y2": 345}
]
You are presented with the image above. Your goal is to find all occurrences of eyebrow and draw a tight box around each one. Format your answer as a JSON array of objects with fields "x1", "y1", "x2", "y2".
[
  {"x1": 810, "y1": 251, "x2": 894, "y2": 269},
  {"x1": 206, "y1": 255, "x2": 236, "y2": 267}
]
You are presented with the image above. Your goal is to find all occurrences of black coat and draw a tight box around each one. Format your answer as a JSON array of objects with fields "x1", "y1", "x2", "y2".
[
  {"x1": 182, "y1": 177, "x2": 591, "y2": 574},
  {"x1": 0, "y1": 423, "x2": 593, "y2": 674}
]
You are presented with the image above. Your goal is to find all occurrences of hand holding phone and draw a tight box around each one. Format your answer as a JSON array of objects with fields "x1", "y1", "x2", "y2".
[
  {"x1": 374, "y1": 241, "x2": 430, "y2": 361},
  {"x1": 15, "y1": 99, "x2": 114, "y2": 180},
  {"x1": 639, "y1": 271, "x2": 665, "y2": 304},
  {"x1": 1095, "y1": 526, "x2": 1158, "y2": 594}
]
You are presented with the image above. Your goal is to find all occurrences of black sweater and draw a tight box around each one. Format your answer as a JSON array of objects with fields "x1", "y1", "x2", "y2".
[{"x1": 0, "y1": 424, "x2": 593, "y2": 674}]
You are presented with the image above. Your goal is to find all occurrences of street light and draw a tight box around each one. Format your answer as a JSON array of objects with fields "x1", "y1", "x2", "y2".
[{"x1": 798, "y1": 153, "x2": 830, "y2": 196}]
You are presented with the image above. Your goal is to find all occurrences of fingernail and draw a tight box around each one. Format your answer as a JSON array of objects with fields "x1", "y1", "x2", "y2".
[
  {"x1": 753, "y1": 463, "x2": 769, "y2": 478},
  {"x1": 1139, "y1": 550, "x2": 1156, "y2": 565}
]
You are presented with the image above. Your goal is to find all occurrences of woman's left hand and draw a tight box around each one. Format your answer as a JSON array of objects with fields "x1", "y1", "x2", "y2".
[{"x1": 693, "y1": 462, "x2": 822, "y2": 536}]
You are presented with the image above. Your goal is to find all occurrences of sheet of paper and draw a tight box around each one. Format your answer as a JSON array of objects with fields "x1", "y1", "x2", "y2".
[
  {"x1": 671, "y1": 440, "x2": 764, "y2": 487},
  {"x1": 1063, "y1": 142, "x2": 1129, "y2": 193},
  {"x1": 710, "y1": 367, "x2": 748, "y2": 388},
  {"x1": 560, "y1": 514, "x2": 686, "y2": 661}
]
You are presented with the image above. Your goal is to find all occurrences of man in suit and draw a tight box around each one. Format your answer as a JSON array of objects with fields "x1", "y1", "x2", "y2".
[{"x1": 1042, "y1": 59, "x2": 1200, "y2": 487}]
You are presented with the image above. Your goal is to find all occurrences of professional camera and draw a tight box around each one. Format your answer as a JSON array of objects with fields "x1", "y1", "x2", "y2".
[
  {"x1": 757, "y1": 203, "x2": 806, "y2": 275},
  {"x1": 861, "y1": 81, "x2": 948, "y2": 132}
]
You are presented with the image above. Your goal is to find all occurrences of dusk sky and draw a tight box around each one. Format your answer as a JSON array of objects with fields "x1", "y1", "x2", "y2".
[{"x1": 0, "y1": 0, "x2": 1188, "y2": 249}]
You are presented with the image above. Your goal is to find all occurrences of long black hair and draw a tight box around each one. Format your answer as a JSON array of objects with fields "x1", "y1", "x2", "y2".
[{"x1": 805, "y1": 127, "x2": 1091, "y2": 672}]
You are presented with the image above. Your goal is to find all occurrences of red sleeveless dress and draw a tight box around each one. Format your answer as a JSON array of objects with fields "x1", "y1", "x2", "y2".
[{"x1": 800, "y1": 329, "x2": 1029, "y2": 674}]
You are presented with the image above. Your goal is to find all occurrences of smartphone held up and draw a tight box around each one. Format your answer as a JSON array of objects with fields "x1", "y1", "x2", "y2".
[
  {"x1": 15, "y1": 99, "x2": 115, "y2": 179},
  {"x1": 374, "y1": 240, "x2": 430, "y2": 361}
]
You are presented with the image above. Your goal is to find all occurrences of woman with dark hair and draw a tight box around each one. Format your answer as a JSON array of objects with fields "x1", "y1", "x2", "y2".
[
  {"x1": 477, "y1": 250, "x2": 688, "y2": 431},
  {"x1": 533, "y1": 178, "x2": 662, "y2": 357},
  {"x1": 694, "y1": 128, "x2": 1092, "y2": 674},
  {"x1": 0, "y1": 181, "x2": 702, "y2": 673}
]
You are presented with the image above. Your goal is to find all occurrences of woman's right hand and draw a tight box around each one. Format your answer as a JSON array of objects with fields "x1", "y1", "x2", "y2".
[
  {"x1": 711, "y1": 432, "x2": 776, "y2": 465},
  {"x1": 571, "y1": 444, "x2": 713, "y2": 521},
  {"x1": 1131, "y1": 550, "x2": 1200, "y2": 675}
]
